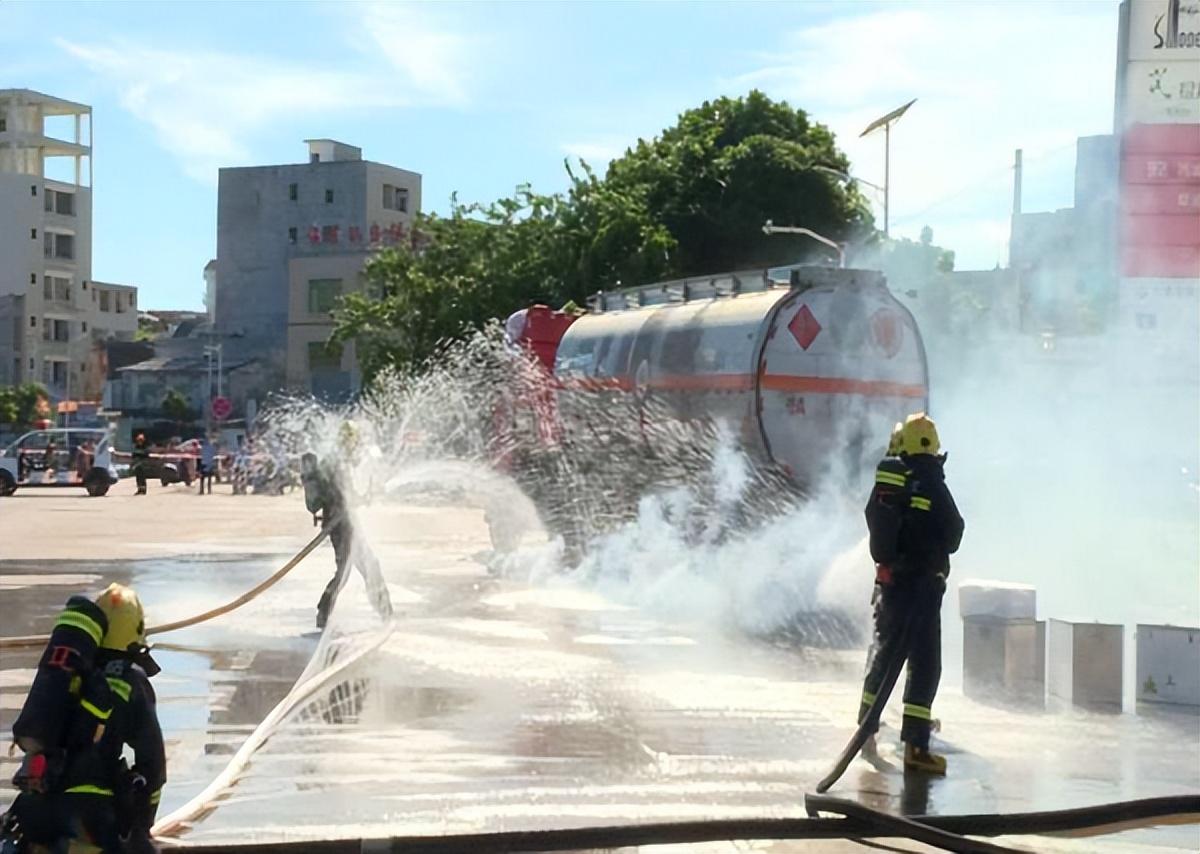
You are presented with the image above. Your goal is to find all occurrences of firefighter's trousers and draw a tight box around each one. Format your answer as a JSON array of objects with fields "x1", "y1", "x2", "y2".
[
  {"x1": 317, "y1": 518, "x2": 393, "y2": 626},
  {"x1": 857, "y1": 575, "x2": 943, "y2": 750}
]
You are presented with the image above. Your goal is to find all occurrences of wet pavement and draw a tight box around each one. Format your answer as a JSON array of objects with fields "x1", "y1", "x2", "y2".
[{"x1": 1, "y1": 502, "x2": 1198, "y2": 852}]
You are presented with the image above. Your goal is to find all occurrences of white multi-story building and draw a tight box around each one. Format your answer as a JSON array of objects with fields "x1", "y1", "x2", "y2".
[{"x1": 0, "y1": 89, "x2": 137, "y2": 400}]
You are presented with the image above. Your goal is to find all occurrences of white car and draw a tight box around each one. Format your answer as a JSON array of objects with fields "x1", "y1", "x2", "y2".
[{"x1": 0, "y1": 428, "x2": 119, "y2": 497}]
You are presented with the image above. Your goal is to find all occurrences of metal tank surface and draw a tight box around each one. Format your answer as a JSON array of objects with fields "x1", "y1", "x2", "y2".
[{"x1": 553, "y1": 266, "x2": 929, "y2": 492}]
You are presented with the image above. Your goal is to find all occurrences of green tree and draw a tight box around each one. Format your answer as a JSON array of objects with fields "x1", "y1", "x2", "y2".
[
  {"x1": 600, "y1": 90, "x2": 873, "y2": 273},
  {"x1": 334, "y1": 90, "x2": 869, "y2": 379},
  {"x1": 161, "y1": 388, "x2": 195, "y2": 426},
  {"x1": 0, "y1": 383, "x2": 50, "y2": 428}
]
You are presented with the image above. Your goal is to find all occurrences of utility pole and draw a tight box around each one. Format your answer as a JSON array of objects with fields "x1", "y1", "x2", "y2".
[{"x1": 860, "y1": 99, "x2": 916, "y2": 239}]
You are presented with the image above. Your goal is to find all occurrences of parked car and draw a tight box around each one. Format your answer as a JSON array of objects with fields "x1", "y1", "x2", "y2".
[{"x1": 0, "y1": 428, "x2": 119, "y2": 497}]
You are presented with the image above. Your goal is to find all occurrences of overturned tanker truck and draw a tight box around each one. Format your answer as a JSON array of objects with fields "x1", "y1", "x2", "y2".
[{"x1": 496, "y1": 265, "x2": 928, "y2": 625}]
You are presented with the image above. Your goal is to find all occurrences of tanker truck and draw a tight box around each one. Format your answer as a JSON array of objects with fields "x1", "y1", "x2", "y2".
[{"x1": 497, "y1": 264, "x2": 928, "y2": 566}]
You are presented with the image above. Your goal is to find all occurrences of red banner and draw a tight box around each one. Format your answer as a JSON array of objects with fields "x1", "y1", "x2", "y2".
[
  {"x1": 1120, "y1": 183, "x2": 1200, "y2": 214},
  {"x1": 1123, "y1": 154, "x2": 1200, "y2": 184},
  {"x1": 1123, "y1": 124, "x2": 1200, "y2": 155},
  {"x1": 1121, "y1": 214, "x2": 1200, "y2": 246},
  {"x1": 1121, "y1": 245, "x2": 1200, "y2": 278}
]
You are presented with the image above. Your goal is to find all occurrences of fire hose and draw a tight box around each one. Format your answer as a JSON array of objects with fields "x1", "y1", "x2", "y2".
[
  {"x1": 816, "y1": 603, "x2": 917, "y2": 794},
  {"x1": 156, "y1": 794, "x2": 1200, "y2": 853},
  {"x1": 0, "y1": 530, "x2": 329, "y2": 651}
]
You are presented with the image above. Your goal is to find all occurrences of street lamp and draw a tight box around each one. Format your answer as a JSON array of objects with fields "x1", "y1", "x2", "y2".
[
  {"x1": 859, "y1": 99, "x2": 916, "y2": 238},
  {"x1": 762, "y1": 220, "x2": 845, "y2": 268}
]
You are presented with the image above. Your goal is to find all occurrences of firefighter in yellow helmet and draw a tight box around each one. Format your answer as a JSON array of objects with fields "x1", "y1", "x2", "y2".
[
  {"x1": 858, "y1": 413, "x2": 964, "y2": 774},
  {"x1": 60, "y1": 584, "x2": 165, "y2": 852}
]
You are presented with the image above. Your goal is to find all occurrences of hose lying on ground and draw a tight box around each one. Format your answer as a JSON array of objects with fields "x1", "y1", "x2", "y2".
[
  {"x1": 0, "y1": 531, "x2": 329, "y2": 650},
  {"x1": 158, "y1": 794, "x2": 1200, "y2": 853},
  {"x1": 152, "y1": 617, "x2": 396, "y2": 837}
]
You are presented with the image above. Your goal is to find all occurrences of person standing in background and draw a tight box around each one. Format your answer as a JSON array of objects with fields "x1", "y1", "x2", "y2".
[{"x1": 197, "y1": 435, "x2": 215, "y2": 495}]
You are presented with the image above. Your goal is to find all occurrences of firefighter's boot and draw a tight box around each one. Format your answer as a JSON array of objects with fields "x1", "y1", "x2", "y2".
[
  {"x1": 904, "y1": 742, "x2": 946, "y2": 775},
  {"x1": 860, "y1": 734, "x2": 878, "y2": 760}
]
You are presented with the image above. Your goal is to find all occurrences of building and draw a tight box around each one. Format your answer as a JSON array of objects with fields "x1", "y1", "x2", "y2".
[
  {"x1": 0, "y1": 89, "x2": 93, "y2": 393},
  {"x1": 0, "y1": 89, "x2": 139, "y2": 400},
  {"x1": 215, "y1": 139, "x2": 421, "y2": 402}
]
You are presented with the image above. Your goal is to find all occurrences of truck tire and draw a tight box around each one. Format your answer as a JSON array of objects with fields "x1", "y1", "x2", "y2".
[
  {"x1": 0, "y1": 470, "x2": 16, "y2": 496},
  {"x1": 84, "y1": 469, "x2": 110, "y2": 497}
]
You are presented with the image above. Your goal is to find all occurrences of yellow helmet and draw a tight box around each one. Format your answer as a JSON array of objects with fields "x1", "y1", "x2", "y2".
[
  {"x1": 887, "y1": 422, "x2": 904, "y2": 456},
  {"x1": 900, "y1": 412, "x2": 941, "y2": 456},
  {"x1": 94, "y1": 583, "x2": 146, "y2": 652}
]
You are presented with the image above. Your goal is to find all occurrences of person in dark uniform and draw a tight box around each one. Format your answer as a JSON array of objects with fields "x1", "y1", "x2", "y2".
[
  {"x1": 3, "y1": 583, "x2": 165, "y2": 853},
  {"x1": 131, "y1": 434, "x2": 150, "y2": 496},
  {"x1": 301, "y1": 452, "x2": 393, "y2": 629},
  {"x1": 858, "y1": 413, "x2": 964, "y2": 774}
]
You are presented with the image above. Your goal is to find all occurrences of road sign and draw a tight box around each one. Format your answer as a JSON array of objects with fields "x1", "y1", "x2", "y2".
[{"x1": 211, "y1": 396, "x2": 232, "y2": 421}]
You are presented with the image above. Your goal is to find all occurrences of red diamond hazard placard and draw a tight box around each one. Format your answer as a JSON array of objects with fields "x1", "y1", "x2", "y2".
[{"x1": 788, "y1": 304, "x2": 821, "y2": 350}]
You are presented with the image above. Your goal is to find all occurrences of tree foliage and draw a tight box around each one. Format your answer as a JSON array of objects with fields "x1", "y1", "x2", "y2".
[
  {"x1": 0, "y1": 383, "x2": 49, "y2": 428},
  {"x1": 161, "y1": 388, "x2": 195, "y2": 425},
  {"x1": 334, "y1": 90, "x2": 873, "y2": 379}
]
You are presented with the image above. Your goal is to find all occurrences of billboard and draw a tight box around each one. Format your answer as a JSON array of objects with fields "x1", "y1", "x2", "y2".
[
  {"x1": 1124, "y1": 60, "x2": 1200, "y2": 123},
  {"x1": 1118, "y1": 1, "x2": 1200, "y2": 296},
  {"x1": 1127, "y1": 0, "x2": 1200, "y2": 60}
]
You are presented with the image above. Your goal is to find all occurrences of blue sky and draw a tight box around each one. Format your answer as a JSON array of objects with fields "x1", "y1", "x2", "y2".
[{"x1": 4, "y1": 1, "x2": 1119, "y2": 310}]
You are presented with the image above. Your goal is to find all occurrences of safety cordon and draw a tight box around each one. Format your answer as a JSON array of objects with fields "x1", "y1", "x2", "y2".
[
  {"x1": 154, "y1": 794, "x2": 1200, "y2": 852},
  {"x1": 0, "y1": 530, "x2": 329, "y2": 651}
]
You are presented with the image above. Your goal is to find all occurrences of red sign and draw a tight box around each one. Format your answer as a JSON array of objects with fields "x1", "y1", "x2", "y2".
[
  {"x1": 1122, "y1": 245, "x2": 1200, "y2": 278},
  {"x1": 1123, "y1": 155, "x2": 1200, "y2": 183},
  {"x1": 788, "y1": 304, "x2": 822, "y2": 351},
  {"x1": 1120, "y1": 123, "x2": 1200, "y2": 279},
  {"x1": 211, "y1": 396, "x2": 232, "y2": 421}
]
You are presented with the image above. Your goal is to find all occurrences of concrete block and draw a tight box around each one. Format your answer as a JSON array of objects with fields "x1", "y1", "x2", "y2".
[
  {"x1": 1136, "y1": 624, "x2": 1200, "y2": 708},
  {"x1": 1047, "y1": 620, "x2": 1123, "y2": 711},
  {"x1": 958, "y1": 580, "x2": 1036, "y2": 620},
  {"x1": 963, "y1": 616, "x2": 1045, "y2": 707}
]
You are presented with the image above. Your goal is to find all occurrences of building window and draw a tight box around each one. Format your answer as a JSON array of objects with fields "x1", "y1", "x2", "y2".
[
  {"x1": 82, "y1": 321, "x2": 88, "y2": 332},
  {"x1": 288, "y1": 227, "x2": 298, "y2": 244},
  {"x1": 325, "y1": 189, "x2": 334, "y2": 204},
  {"x1": 30, "y1": 316, "x2": 36, "y2": 328},
  {"x1": 82, "y1": 281, "x2": 87, "y2": 290},
  {"x1": 307, "y1": 278, "x2": 342, "y2": 314},
  {"x1": 31, "y1": 228, "x2": 37, "y2": 239},
  {"x1": 382, "y1": 185, "x2": 409, "y2": 212},
  {"x1": 99, "y1": 290, "x2": 111, "y2": 312},
  {"x1": 31, "y1": 184, "x2": 37, "y2": 196},
  {"x1": 1, "y1": 118, "x2": 6, "y2": 132},
  {"x1": 311, "y1": 152, "x2": 320, "y2": 163},
  {"x1": 308, "y1": 341, "x2": 343, "y2": 371},
  {"x1": 30, "y1": 273, "x2": 36, "y2": 285},
  {"x1": 54, "y1": 192, "x2": 74, "y2": 216},
  {"x1": 289, "y1": 183, "x2": 298, "y2": 201}
]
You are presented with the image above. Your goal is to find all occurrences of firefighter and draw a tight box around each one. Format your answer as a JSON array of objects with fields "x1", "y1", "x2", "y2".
[
  {"x1": 858, "y1": 413, "x2": 964, "y2": 774},
  {"x1": 3, "y1": 584, "x2": 165, "y2": 853},
  {"x1": 301, "y1": 452, "x2": 393, "y2": 629},
  {"x1": 131, "y1": 434, "x2": 150, "y2": 496}
]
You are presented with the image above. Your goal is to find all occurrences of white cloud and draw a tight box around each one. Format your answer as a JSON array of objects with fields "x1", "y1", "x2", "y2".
[
  {"x1": 725, "y1": 3, "x2": 1118, "y2": 268},
  {"x1": 58, "y1": 5, "x2": 483, "y2": 183},
  {"x1": 357, "y1": 3, "x2": 484, "y2": 106}
]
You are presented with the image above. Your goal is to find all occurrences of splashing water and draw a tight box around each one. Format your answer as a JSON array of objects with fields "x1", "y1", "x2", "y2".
[{"x1": 252, "y1": 325, "x2": 872, "y2": 648}]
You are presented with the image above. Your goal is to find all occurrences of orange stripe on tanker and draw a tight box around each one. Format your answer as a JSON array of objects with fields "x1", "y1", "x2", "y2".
[{"x1": 562, "y1": 373, "x2": 925, "y2": 398}]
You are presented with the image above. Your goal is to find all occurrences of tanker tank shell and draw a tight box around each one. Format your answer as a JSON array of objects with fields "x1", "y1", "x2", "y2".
[{"x1": 554, "y1": 267, "x2": 929, "y2": 490}]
